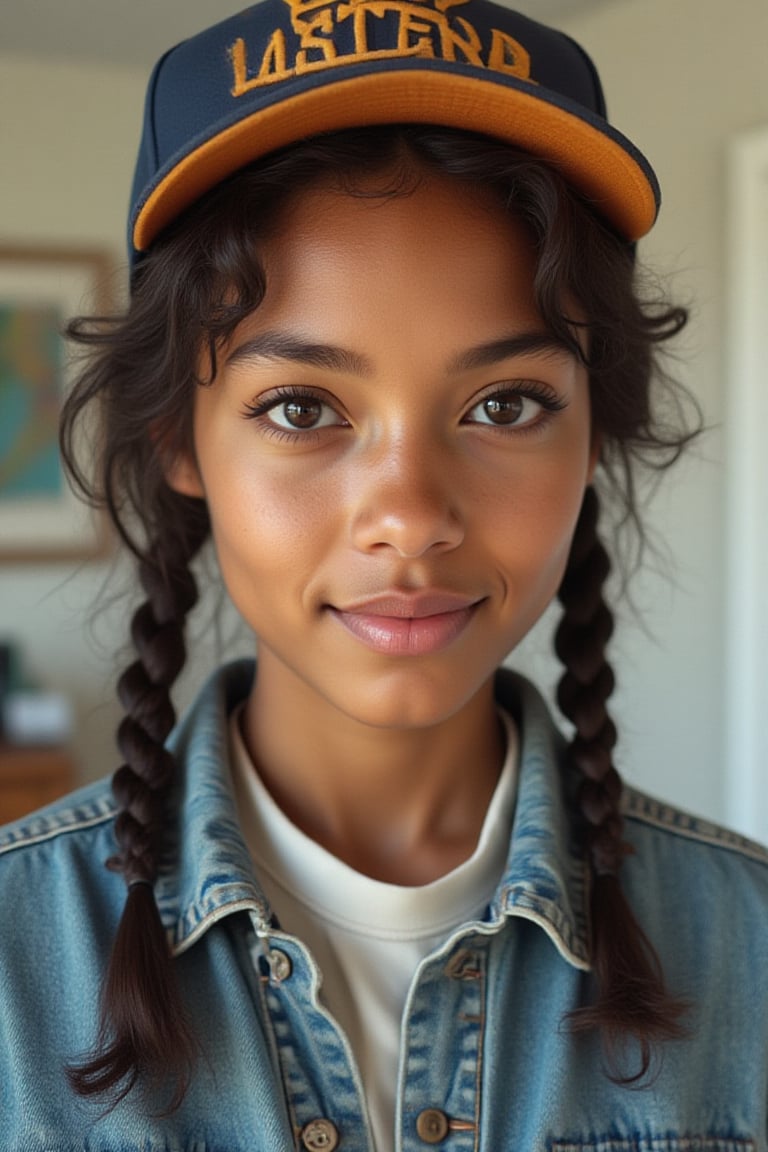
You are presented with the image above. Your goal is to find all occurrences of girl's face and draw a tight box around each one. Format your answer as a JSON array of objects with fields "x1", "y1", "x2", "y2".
[{"x1": 170, "y1": 172, "x2": 597, "y2": 732}]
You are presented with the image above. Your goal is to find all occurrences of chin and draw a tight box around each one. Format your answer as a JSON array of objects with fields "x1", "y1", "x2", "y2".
[{"x1": 326, "y1": 669, "x2": 492, "y2": 732}]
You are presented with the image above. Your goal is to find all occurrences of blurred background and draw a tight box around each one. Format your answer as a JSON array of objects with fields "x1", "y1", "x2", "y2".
[{"x1": 0, "y1": 0, "x2": 766, "y2": 841}]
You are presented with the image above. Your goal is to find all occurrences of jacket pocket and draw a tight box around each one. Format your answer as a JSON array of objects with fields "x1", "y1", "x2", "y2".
[{"x1": 551, "y1": 1140, "x2": 757, "y2": 1152}]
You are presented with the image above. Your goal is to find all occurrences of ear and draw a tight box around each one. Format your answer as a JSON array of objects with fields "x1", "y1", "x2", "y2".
[
  {"x1": 149, "y1": 413, "x2": 206, "y2": 498},
  {"x1": 587, "y1": 430, "x2": 602, "y2": 485},
  {"x1": 163, "y1": 449, "x2": 205, "y2": 499}
]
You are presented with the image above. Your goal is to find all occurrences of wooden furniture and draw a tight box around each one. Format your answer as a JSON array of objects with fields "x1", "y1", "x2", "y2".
[{"x1": 0, "y1": 745, "x2": 76, "y2": 824}]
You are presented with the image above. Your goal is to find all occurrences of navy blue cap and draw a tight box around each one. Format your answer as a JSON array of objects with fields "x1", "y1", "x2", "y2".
[{"x1": 130, "y1": 0, "x2": 659, "y2": 260}]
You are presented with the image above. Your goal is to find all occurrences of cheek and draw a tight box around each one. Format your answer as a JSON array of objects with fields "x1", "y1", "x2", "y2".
[
  {"x1": 490, "y1": 450, "x2": 588, "y2": 591},
  {"x1": 205, "y1": 460, "x2": 338, "y2": 594}
]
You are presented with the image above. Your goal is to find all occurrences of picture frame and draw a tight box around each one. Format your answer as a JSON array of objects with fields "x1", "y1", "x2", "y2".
[{"x1": 0, "y1": 245, "x2": 113, "y2": 563}]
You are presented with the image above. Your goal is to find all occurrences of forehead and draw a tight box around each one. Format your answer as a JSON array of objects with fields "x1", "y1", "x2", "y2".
[{"x1": 253, "y1": 172, "x2": 543, "y2": 341}]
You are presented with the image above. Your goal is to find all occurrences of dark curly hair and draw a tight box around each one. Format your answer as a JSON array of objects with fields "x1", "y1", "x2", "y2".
[{"x1": 60, "y1": 124, "x2": 699, "y2": 1107}]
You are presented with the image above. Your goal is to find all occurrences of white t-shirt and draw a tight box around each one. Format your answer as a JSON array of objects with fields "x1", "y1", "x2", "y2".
[{"x1": 229, "y1": 707, "x2": 518, "y2": 1152}]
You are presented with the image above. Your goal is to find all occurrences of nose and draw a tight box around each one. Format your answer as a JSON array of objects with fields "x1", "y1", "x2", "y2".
[{"x1": 349, "y1": 437, "x2": 465, "y2": 558}]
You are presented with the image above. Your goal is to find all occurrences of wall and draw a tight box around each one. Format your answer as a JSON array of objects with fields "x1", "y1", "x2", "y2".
[
  {"x1": 0, "y1": 57, "x2": 138, "y2": 774},
  {"x1": 0, "y1": 0, "x2": 766, "y2": 834},
  {"x1": 548, "y1": 0, "x2": 768, "y2": 824},
  {"x1": 0, "y1": 56, "x2": 251, "y2": 775}
]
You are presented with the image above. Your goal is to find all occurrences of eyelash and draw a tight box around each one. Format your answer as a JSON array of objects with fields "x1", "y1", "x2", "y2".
[
  {"x1": 241, "y1": 386, "x2": 344, "y2": 441},
  {"x1": 241, "y1": 381, "x2": 567, "y2": 441},
  {"x1": 465, "y1": 381, "x2": 567, "y2": 433}
]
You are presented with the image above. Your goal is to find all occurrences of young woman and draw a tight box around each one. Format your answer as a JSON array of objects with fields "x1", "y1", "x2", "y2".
[{"x1": 1, "y1": 1, "x2": 766, "y2": 1148}]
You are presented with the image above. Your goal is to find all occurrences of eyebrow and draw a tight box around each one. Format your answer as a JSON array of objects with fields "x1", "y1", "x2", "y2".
[
  {"x1": 226, "y1": 332, "x2": 372, "y2": 376},
  {"x1": 447, "y1": 332, "x2": 579, "y2": 372},
  {"x1": 225, "y1": 329, "x2": 578, "y2": 377}
]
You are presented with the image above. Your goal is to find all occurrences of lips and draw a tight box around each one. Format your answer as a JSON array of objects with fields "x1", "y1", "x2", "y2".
[{"x1": 328, "y1": 591, "x2": 483, "y2": 656}]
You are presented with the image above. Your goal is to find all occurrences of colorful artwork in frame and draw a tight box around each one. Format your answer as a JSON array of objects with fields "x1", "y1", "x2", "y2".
[{"x1": 0, "y1": 247, "x2": 112, "y2": 562}]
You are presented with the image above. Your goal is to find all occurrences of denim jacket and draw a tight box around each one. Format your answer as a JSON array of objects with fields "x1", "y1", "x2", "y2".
[{"x1": 1, "y1": 660, "x2": 767, "y2": 1151}]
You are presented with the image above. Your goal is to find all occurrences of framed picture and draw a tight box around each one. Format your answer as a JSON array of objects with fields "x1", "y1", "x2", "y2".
[{"x1": 0, "y1": 246, "x2": 112, "y2": 563}]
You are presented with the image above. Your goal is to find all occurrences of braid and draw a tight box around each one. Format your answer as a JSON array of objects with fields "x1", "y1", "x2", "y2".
[
  {"x1": 555, "y1": 486, "x2": 688, "y2": 1079},
  {"x1": 555, "y1": 487, "x2": 622, "y2": 875},
  {"x1": 68, "y1": 504, "x2": 209, "y2": 1107}
]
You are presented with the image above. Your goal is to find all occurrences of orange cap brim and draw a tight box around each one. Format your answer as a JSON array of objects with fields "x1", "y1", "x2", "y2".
[{"x1": 133, "y1": 70, "x2": 658, "y2": 253}]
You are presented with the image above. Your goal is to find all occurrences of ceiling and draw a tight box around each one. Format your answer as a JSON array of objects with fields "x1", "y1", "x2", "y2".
[{"x1": 4, "y1": 0, "x2": 600, "y2": 69}]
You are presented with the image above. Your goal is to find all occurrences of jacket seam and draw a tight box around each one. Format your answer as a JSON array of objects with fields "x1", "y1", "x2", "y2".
[
  {"x1": 0, "y1": 806, "x2": 116, "y2": 856},
  {"x1": 169, "y1": 896, "x2": 270, "y2": 956},
  {"x1": 623, "y1": 789, "x2": 768, "y2": 867}
]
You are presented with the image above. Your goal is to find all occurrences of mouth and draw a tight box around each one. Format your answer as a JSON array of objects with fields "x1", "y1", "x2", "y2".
[{"x1": 327, "y1": 592, "x2": 484, "y2": 656}]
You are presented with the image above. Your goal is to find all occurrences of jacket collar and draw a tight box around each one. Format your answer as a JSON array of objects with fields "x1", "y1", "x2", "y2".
[
  {"x1": 493, "y1": 668, "x2": 590, "y2": 969},
  {"x1": 156, "y1": 660, "x2": 266, "y2": 954},
  {"x1": 156, "y1": 661, "x2": 590, "y2": 969}
]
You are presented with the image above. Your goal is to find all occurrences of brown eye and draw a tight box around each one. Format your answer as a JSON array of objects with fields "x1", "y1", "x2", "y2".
[
  {"x1": 283, "y1": 398, "x2": 323, "y2": 428},
  {"x1": 482, "y1": 394, "x2": 524, "y2": 425},
  {"x1": 467, "y1": 389, "x2": 547, "y2": 428},
  {"x1": 254, "y1": 391, "x2": 345, "y2": 433}
]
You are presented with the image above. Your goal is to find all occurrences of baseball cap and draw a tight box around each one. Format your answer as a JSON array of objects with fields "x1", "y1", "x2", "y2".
[{"x1": 129, "y1": 0, "x2": 659, "y2": 261}]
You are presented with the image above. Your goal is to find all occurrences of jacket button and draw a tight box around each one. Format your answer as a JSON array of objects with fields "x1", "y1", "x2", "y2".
[
  {"x1": 416, "y1": 1108, "x2": 449, "y2": 1143},
  {"x1": 300, "y1": 1118, "x2": 339, "y2": 1151},
  {"x1": 268, "y1": 948, "x2": 292, "y2": 982}
]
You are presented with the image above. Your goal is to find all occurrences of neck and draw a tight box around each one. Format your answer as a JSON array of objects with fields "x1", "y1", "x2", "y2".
[{"x1": 240, "y1": 656, "x2": 505, "y2": 886}]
